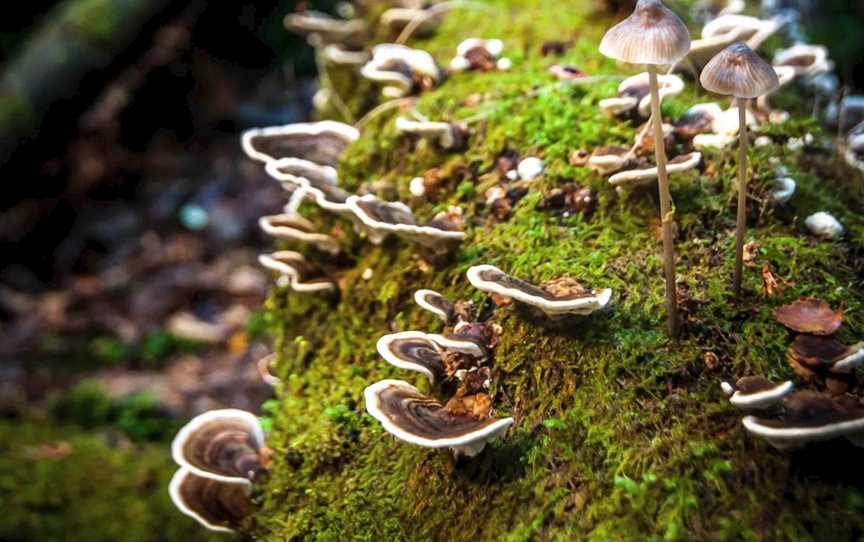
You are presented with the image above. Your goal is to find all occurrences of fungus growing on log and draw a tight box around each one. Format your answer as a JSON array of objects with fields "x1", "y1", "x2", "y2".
[
  {"x1": 377, "y1": 331, "x2": 447, "y2": 383},
  {"x1": 772, "y1": 298, "x2": 843, "y2": 336},
  {"x1": 347, "y1": 194, "x2": 465, "y2": 250},
  {"x1": 608, "y1": 152, "x2": 701, "y2": 188},
  {"x1": 773, "y1": 44, "x2": 833, "y2": 78},
  {"x1": 322, "y1": 44, "x2": 371, "y2": 66},
  {"x1": 258, "y1": 214, "x2": 340, "y2": 255},
  {"x1": 364, "y1": 379, "x2": 514, "y2": 457},
  {"x1": 788, "y1": 335, "x2": 864, "y2": 375},
  {"x1": 361, "y1": 44, "x2": 441, "y2": 97},
  {"x1": 414, "y1": 289, "x2": 458, "y2": 325},
  {"x1": 449, "y1": 38, "x2": 511, "y2": 72},
  {"x1": 586, "y1": 145, "x2": 631, "y2": 175},
  {"x1": 169, "y1": 468, "x2": 252, "y2": 533},
  {"x1": 598, "y1": 72, "x2": 685, "y2": 118},
  {"x1": 720, "y1": 376, "x2": 794, "y2": 409},
  {"x1": 395, "y1": 117, "x2": 465, "y2": 149},
  {"x1": 283, "y1": 10, "x2": 367, "y2": 46},
  {"x1": 258, "y1": 251, "x2": 337, "y2": 293},
  {"x1": 171, "y1": 409, "x2": 267, "y2": 486},
  {"x1": 673, "y1": 103, "x2": 723, "y2": 139},
  {"x1": 467, "y1": 265, "x2": 611, "y2": 318},
  {"x1": 241, "y1": 121, "x2": 359, "y2": 165}
]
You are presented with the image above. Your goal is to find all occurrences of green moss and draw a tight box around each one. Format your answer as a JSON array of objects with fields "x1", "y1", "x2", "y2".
[{"x1": 254, "y1": 0, "x2": 864, "y2": 540}]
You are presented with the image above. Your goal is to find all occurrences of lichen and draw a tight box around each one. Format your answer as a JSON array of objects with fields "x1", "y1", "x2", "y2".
[{"x1": 254, "y1": 0, "x2": 864, "y2": 540}]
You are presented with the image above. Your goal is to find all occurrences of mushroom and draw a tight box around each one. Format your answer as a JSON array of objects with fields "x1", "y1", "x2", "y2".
[
  {"x1": 414, "y1": 289, "x2": 458, "y2": 325},
  {"x1": 600, "y1": 0, "x2": 690, "y2": 337},
  {"x1": 361, "y1": 44, "x2": 441, "y2": 98},
  {"x1": 171, "y1": 409, "x2": 267, "y2": 486},
  {"x1": 742, "y1": 392, "x2": 864, "y2": 450},
  {"x1": 169, "y1": 468, "x2": 252, "y2": 533},
  {"x1": 467, "y1": 265, "x2": 612, "y2": 318},
  {"x1": 347, "y1": 195, "x2": 465, "y2": 251},
  {"x1": 693, "y1": 133, "x2": 736, "y2": 150},
  {"x1": 449, "y1": 38, "x2": 511, "y2": 72},
  {"x1": 773, "y1": 44, "x2": 833, "y2": 78},
  {"x1": 773, "y1": 297, "x2": 843, "y2": 336},
  {"x1": 608, "y1": 152, "x2": 701, "y2": 189},
  {"x1": 804, "y1": 212, "x2": 844, "y2": 240},
  {"x1": 720, "y1": 376, "x2": 794, "y2": 409},
  {"x1": 258, "y1": 214, "x2": 340, "y2": 255},
  {"x1": 598, "y1": 72, "x2": 685, "y2": 118},
  {"x1": 241, "y1": 121, "x2": 359, "y2": 165},
  {"x1": 376, "y1": 331, "x2": 447, "y2": 383},
  {"x1": 788, "y1": 335, "x2": 864, "y2": 376},
  {"x1": 395, "y1": 117, "x2": 465, "y2": 149},
  {"x1": 283, "y1": 10, "x2": 367, "y2": 46},
  {"x1": 770, "y1": 176, "x2": 796, "y2": 203},
  {"x1": 364, "y1": 379, "x2": 514, "y2": 457},
  {"x1": 701, "y1": 14, "x2": 780, "y2": 51},
  {"x1": 427, "y1": 322, "x2": 494, "y2": 360},
  {"x1": 700, "y1": 42, "x2": 779, "y2": 296},
  {"x1": 586, "y1": 145, "x2": 632, "y2": 175},
  {"x1": 258, "y1": 251, "x2": 337, "y2": 293},
  {"x1": 673, "y1": 103, "x2": 723, "y2": 139},
  {"x1": 323, "y1": 44, "x2": 371, "y2": 66}
]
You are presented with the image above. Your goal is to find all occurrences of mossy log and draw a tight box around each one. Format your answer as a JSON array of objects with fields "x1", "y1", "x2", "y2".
[
  {"x1": 0, "y1": 0, "x2": 177, "y2": 167},
  {"x1": 253, "y1": 0, "x2": 864, "y2": 540}
]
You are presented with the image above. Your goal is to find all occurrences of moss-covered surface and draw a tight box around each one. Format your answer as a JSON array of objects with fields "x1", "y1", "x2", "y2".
[{"x1": 255, "y1": 0, "x2": 864, "y2": 540}]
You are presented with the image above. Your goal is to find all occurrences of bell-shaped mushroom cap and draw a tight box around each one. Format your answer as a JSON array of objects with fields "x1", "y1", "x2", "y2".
[
  {"x1": 788, "y1": 335, "x2": 864, "y2": 374},
  {"x1": 467, "y1": 265, "x2": 612, "y2": 317},
  {"x1": 364, "y1": 379, "x2": 513, "y2": 457},
  {"x1": 171, "y1": 409, "x2": 266, "y2": 485},
  {"x1": 258, "y1": 214, "x2": 340, "y2": 256},
  {"x1": 241, "y1": 121, "x2": 359, "y2": 165},
  {"x1": 721, "y1": 376, "x2": 794, "y2": 409},
  {"x1": 414, "y1": 289, "x2": 457, "y2": 324},
  {"x1": 377, "y1": 331, "x2": 446, "y2": 383},
  {"x1": 773, "y1": 297, "x2": 843, "y2": 336},
  {"x1": 599, "y1": 0, "x2": 691, "y2": 65},
  {"x1": 700, "y1": 42, "x2": 779, "y2": 99},
  {"x1": 742, "y1": 392, "x2": 864, "y2": 450},
  {"x1": 258, "y1": 251, "x2": 336, "y2": 293},
  {"x1": 169, "y1": 468, "x2": 252, "y2": 533}
]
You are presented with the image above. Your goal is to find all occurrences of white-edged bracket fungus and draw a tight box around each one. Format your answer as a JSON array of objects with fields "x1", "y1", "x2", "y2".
[
  {"x1": 788, "y1": 334, "x2": 864, "y2": 376},
  {"x1": 467, "y1": 265, "x2": 612, "y2": 318},
  {"x1": 171, "y1": 409, "x2": 267, "y2": 486},
  {"x1": 323, "y1": 44, "x2": 371, "y2": 67},
  {"x1": 380, "y1": 6, "x2": 442, "y2": 37},
  {"x1": 742, "y1": 392, "x2": 864, "y2": 450},
  {"x1": 449, "y1": 38, "x2": 511, "y2": 72},
  {"x1": 259, "y1": 214, "x2": 340, "y2": 255},
  {"x1": 608, "y1": 152, "x2": 701, "y2": 189},
  {"x1": 347, "y1": 194, "x2": 465, "y2": 250},
  {"x1": 805, "y1": 212, "x2": 844, "y2": 240},
  {"x1": 721, "y1": 376, "x2": 794, "y2": 409},
  {"x1": 361, "y1": 44, "x2": 441, "y2": 98},
  {"x1": 258, "y1": 251, "x2": 337, "y2": 293},
  {"x1": 283, "y1": 10, "x2": 367, "y2": 46},
  {"x1": 773, "y1": 44, "x2": 833, "y2": 78},
  {"x1": 600, "y1": 0, "x2": 690, "y2": 337},
  {"x1": 414, "y1": 289, "x2": 458, "y2": 325},
  {"x1": 673, "y1": 103, "x2": 723, "y2": 139},
  {"x1": 586, "y1": 145, "x2": 632, "y2": 175},
  {"x1": 169, "y1": 468, "x2": 252, "y2": 533},
  {"x1": 599, "y1": 72, "x2": 685, "y2": 118},
  {"x1": 377, "y1": 331, "x2": 447, "y2": 383},
  {"x1": 395, "y1": 117, "x2": 465, "y2": 149},
  {"x1": 427, "y1": 321, "x2": 496, "y2": 360},
  {"x1": 364, "y1": 379, "x2": 513, "y2": 457},
  {"x1": 700, "y1": 42, "x2": 779, "y2": 296},
  {"x1": 770, "y1": 176, "x2": 796, "y2": 204},
  {"x1": 241, "y1": 121, "x2": 359, "y2": 165}
]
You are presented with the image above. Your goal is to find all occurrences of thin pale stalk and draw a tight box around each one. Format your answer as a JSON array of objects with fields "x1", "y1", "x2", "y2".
[
  {"x1": 648, "y1": 66, "x2": 679, "y2": 339},
  {"x1": 733, "y1": 97, "x2": 749, "y2": 295}
]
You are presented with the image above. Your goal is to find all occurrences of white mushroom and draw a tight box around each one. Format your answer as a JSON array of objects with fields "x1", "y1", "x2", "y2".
[{"x1": 804, "y1": 212, "x2": 844, "y2": 239}]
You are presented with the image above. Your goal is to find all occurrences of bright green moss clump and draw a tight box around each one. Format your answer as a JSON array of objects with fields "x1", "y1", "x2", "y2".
[{"x1": 255, "y1": 0, "x2": 864, "y2": 540}]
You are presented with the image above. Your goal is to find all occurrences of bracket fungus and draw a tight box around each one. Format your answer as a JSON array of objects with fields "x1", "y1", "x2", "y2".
[
  {"x1": 258, "y1": 251, "x2": 337, "y2": 293},
  {"x1": 804, "y1": 212, "x2": 844, "y2": 240},
  {"x1": 361, "y1": 44, "x2": 442, "y2": 98},
  {"x1": 322, "y1": 44, "x2": 371, "y2": 66},
  {"x1": 380, "y1": 6, "x2": 442, "y2": 36},
  {"x1": 788, "y1": 335, "x2": 864, "y2": 376},
  {"x1": 449, "y1": 38, "x2": 511, "y2": 72},
  {"x1": 721, "y1": 376, "x2": 794, "y2": 409},
  {"x1": 773, "y1": 44, "x2": 833, "y2": 78},
  {"x1": 364, "y1": 379, "x2": 513, "y2": 457},
  {"x1": 395, "y1": 117, "x2": 466, "y2": 149},
  {"x1": 414, "y1": 289, "x2": 460, "y2": 325},
  {"x1": 701, "y1": 14, "x2": 779, "y2": 50},
  {"x1": 241, "y1": 121, "x2": 359, "y2": 165},
  {"x1": 467, "y1": 265, "x2": 612, "y2": 318},
  {"x1": 427, "y1": 323, "x2": 493, "y2": 360},
  {"x1": 169, "y1": 468, "x2": 252, "y2": 533},
  {"x1": 171, "y1": 409, "x2": 267, "y2": 486},
  {"x1": 600, "y1": 0, "x2": 690, "y2": 337},
  {"x1": 585, "y1": 145, "x2": 632, "y2": 175},
  {"x1": 259, "y1": 213, "x2": 340, "y2": 255},
  {"x1": 377, "y1": 331, "x2": 447, "y2": 383},
  {"x1": 347, "y1": 194, "x2": 465, "y2": 250},
  {"x1": 673, "y1": 103, "x2": 723, "y2": 139},
  {"x1": 283, "y1": 10, "x2": 367, "y2": 46},
  {"x1": 608, "y1": 152, "x2": 701, "y2": 189},
  {"x1": 773, "y1": 297, "x2": 843, "y2": 336},
  {"x1": 599, "y1": 72, "x2": 685, "y2": 118},
  {"x1": 742, "y1": 392, "x2": 864, "y2": 450}
]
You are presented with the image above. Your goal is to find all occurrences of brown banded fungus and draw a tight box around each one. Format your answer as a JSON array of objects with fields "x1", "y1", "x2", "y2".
[
  {"x1": 377, "y1": 331, "x2": 447, "y2": 383},
  {"x1": 673, "y1": 103, "x2": 723, "y2": 139},
  {"x1": 586, "y1": 145, "x2": 632, "y2": 175},
  {"x1": 241, "y1": 121, "x2": 359, "y2": 165},
  {"x1": 772, "y1": 297, "x2": 843, "y2": 336},
  {"x1": 380, "y1": 6, "x2": 443, "y2": 37},
  {"x1": 467, "y1": 265, "x2": 612, "y2": 318},
  {"x1": 788, "y1": 335, "x2": 864, "y2": 376},
  {"x1": 322, "y1": 44, "x2": 371, "y2": 67},
  {"x1": 742, "y1": 392, "x2": 864, "y2": 450},
  {"x1": 361, "y1": 44, "x2": 442, "y2": 98},
  {"x1": 169, "y1": 468, "x2": 252, "y2": 533},
  {"x1": 258, "y1": 251, "x2": 337, "y2": 293},
  {"x1": 608, "y1": 152, "x2": 701, "y2": 189},
  {"x1": 720, "y1": 376, "x2": 794, "y2": 409},
  {"x1": 599, "y1": 72, "x2": 685, "y2": 118},
  {"x1": 347, "y1": 195, "x2": 465, "y2": 250},
  {"x1": 395, "y1": 117, "x2": 466, "y2": 149},
  {"x1": 414, "y1": 289, "x2": 460, "y2": 325},
  {"x1": 449, "y1": 38, "x2": 511, "y2": 72},
  {"x1": 171, "y1": 409, "x2": 267, "y2": 486},
  {"x1": 427, "y1": 323, "x2": 491, "y2": 360},
  {"x1": 701, "y1": 14, "x2": 779, "y2": 51},
  {"x1": 773, "y1": 44, "x2": 833, "y2": 78},
  {"x1": 258, "y1": 213, "x2": 340, "y2": 256},
  {"x1": 364, "y1": 379, "x2": 514, "y2": 457}
]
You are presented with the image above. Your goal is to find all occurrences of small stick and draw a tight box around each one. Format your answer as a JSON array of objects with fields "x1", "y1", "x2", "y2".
[{"x1": 732, "y1": 97, "x2": 749, "y2": 295}]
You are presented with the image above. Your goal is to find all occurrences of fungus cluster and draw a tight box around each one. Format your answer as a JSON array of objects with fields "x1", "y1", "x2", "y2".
[{"x1": 168, "y1": 410, "x2": 268, "y2": 532}]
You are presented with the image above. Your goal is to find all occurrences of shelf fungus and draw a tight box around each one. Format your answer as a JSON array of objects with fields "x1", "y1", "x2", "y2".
[
  {"x1": 258, "y1": 251, "x2": 337, "y2": 293},
  {"x1": 395, "y1": 117, "x2": 466, "y2": 149},
  {"x1": 241, "y1": 121, "x2": 359, "y2": 165},
  {"x1": 364, "y1": 379, "x2": 514, "y2": 457},
  {"x1": 414, "y1": 289, "x2": 465, "y2": 325},
  {"x1": 380, "y1": 6, "x2": 442, "y2": 37},
  {"x1": 700, "y1": 14, "x2": 779, "y2": 51},
  {"x1": 773, "y1": 44, "x2": 833, "y2": 78},
  {"x1": 361, "y1": 44, "x2": 442, "y2": 98},
  {"x1": 169, "y1": 468, "x2": 252, "y2": 533},
  {"x1": 377, "y1": 331, "x2": 448, "y2": 383},
  {"x1": 742, "y1": 392, "x2": 864, "y2": 450},
  {"x1": 449, "y1": 38, "x2": 511, "y2": 72},
  {"x1": 258, "y1": 214, "x2": 340, "y2": 255},
  {"x1": 770, "y1": 177, "x2": 796, "y2": 204},
  {"x1": 599, "y1": 72, "x2": 684, "y2": 118},
  {"x1": 586, "y1": 145, "x2": 632, "y2": 175},
  {"x1": 608, "y1": 152, "x2": 701, "y2": 189},
  {"x1": 322, "y1": 44, "x2": 371, "y2": 66},
  {"x1": 720, "y1": 376, "x2": 794, "y2": 410},
  {"x1": 673, "y1": 103, "x2": 723, "y2": 139},
  {"x1": 428, "y1": 321, "x2": 497, "y2": 360},
  {"x1": 347, "y1": 195, "x2": 465, "y2": 250},
  {"x1": 171, "y1": 409, "x2": 267, "y2": 486},
  {"x1": 283, "y1": 10, "x2": 367, "y2": 46},
  {"x1": 788, "y1": 335, "x2": 864, "y2": 378},
  {"x1": 467, "y1": 265, "x2": 612, "y2": 318},
  {"x1": 773, "y1": 297, "x2": 843, "y2": 336}
]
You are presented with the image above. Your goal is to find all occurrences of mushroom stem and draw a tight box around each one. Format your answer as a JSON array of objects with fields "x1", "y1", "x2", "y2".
[
  {"x1": 733, "y1": 97, "x2": 749, "y2": 295},
  {"x1": 647, "y1": 64, "x2": 679, "y2": 339}
]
